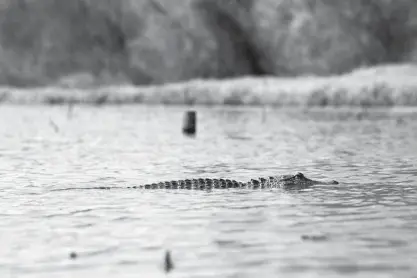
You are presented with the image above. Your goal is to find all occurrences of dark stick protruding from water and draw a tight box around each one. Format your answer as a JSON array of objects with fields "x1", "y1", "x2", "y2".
[
  {"x1": 164, "y1": 250, "x2": 174, "y2": 273},
  {"x1": 182, "y1": 110, "x2": 196, "y2": 136},
  {"x1": 69, "y1": 251, "x2": 77, "y2": 259}
]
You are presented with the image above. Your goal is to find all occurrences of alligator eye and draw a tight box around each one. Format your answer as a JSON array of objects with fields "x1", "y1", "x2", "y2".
[{"x1": 296, "y1": 173, "x2": 304, "y2": 178}]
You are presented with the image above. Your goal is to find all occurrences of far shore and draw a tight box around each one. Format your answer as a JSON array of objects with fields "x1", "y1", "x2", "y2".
[{"x1": 1, "y1": 64, "x2": 417, "y2": 106}]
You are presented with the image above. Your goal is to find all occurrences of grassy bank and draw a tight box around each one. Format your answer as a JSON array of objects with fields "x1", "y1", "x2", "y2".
[{"x1": 1, "y1": 64, "x2": 417, "y2": 106}]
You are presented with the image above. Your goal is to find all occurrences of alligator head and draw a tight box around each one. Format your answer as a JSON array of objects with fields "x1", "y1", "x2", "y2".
[{"x1": 278, "y1": 172, "x2": 338, "y2": 189}]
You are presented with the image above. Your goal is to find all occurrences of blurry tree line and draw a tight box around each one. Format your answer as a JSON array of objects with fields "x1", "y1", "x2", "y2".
[{"x1": 0, "y1": 0, "x2": 416, "y2": 87}]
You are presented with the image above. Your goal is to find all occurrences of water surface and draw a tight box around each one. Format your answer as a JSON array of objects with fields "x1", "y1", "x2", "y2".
[{"x1": 1, "y1": 105, "x2": 417, "y2": 278}]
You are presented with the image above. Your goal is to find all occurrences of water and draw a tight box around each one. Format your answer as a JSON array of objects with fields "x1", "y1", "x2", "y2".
[{"x1": 1, "y1": 105, "x2": 417, "y2": 278}]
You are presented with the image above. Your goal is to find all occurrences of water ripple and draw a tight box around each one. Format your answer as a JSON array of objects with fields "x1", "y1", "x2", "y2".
[{"x1": 1, "y1": 106, "x2": 417, "y2": 277}]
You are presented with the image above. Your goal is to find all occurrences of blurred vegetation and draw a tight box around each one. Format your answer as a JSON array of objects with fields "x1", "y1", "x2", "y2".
[{"x1": 0, "y1": 0, "x2": 417, "y2": 87}]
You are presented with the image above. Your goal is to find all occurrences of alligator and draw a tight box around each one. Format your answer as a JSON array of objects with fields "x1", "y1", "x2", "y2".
[{"x1": 115, "y1": 172, "x2": 338, "y2": 190}]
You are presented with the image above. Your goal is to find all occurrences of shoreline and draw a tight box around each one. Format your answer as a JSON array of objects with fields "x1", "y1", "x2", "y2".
[{"x1": 1, "y1": 64, "x2": 417, "y2": 106}]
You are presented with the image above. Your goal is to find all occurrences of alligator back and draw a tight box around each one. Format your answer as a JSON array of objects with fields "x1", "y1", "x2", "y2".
[
  {"x1": 131, "y1": 178, "x2": 246, "y2": 190},
  {"x1": 53, "y1": 173, "x2": 338, "y2": 191},
  {"x1": 129, "y1": 173, "x2": 337, "y2": 190}
]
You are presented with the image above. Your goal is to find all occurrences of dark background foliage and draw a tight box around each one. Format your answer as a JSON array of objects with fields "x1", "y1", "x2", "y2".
[{"x1": 0, "y1": 0, "x2": 416, "y2": 87}]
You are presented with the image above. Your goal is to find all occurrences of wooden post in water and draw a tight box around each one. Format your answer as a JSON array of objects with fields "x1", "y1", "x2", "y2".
[
  {"x1": 163, "y1": 250, "x2": 174, "y2": 273},
  {"x1": 182, "y1": 110, "x2": 196, "y2": 136}
]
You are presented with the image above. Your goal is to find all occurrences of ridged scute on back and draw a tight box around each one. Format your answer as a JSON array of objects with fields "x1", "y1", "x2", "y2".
[
  {"x1": 137, "y1": 178, "x2": 246, "y2": 190},
  {"x1": 133, "y1": 173, "x2": 338, "y2": 190}
]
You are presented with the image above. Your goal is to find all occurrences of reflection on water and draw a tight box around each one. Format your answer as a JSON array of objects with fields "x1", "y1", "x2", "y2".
[{"x1": 0, "y1": 105, "x2": 417, "y2": 278}]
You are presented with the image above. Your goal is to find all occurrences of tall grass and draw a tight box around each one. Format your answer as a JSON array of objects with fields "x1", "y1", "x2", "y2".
[{"x1": 2, "y1": 64, "x2": 416, "y2": 106}]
